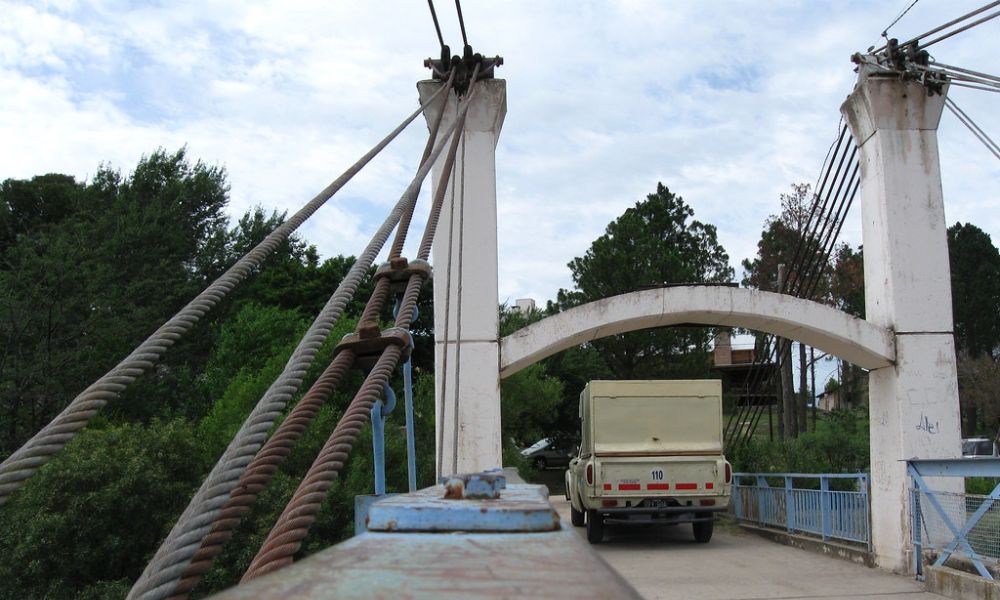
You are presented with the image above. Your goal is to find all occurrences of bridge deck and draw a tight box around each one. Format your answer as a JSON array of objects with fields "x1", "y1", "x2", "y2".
[{"x1": 550, "y1": 497, "x2": 944, "y2": 600}]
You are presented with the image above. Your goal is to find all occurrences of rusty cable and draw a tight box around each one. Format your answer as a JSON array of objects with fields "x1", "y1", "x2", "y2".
[
  {"x1": 129, "y1": 85, "x2": 467, "y2": 600},
  {"x1": 167, "y1": 351, "x2": 354, "y2": 600},
  {"x1": 239, "y1": 73, "x2": 480, "y2": 583},
  {"x1": 166, "y1": 70, "x2": 459, "y2": 600},
  {"x1": 240, "y1": 344, "x2": 404, "y2": 581},
  {"x1": 0, "y1": 82, "x2": 452, "y2": 508},
  {"x1": 390, "y1": 68, "x2": 455, "y2": 259}
]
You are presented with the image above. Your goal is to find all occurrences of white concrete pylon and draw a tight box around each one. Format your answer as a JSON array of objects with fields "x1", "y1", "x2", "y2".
[
  {"x1": 842, "y1": 65, "x2": 962, "y2": 573},
  {"x1": 418, "y1": 78, "x2": 506, "y2": 478}
]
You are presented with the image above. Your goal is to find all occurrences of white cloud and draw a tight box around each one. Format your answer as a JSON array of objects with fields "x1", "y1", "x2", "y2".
[{"x1": 1, "y1": 0, "x2": 997, "y2": 309}]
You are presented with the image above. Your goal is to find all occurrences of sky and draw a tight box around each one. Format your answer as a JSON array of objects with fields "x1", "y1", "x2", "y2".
[{"x1": 2, "y1": 0, "x2": 998, "y2": 308}]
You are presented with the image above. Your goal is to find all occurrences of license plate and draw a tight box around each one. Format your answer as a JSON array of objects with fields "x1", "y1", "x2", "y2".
[{"x1": 646, "y1": 498, "x2": 667, "y2": 508}]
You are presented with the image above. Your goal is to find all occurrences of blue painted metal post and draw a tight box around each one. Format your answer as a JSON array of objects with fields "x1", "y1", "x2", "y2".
[
  {"x1": 785, "y1": 476, "x2": 794, "y2": 533},
  {"x1": 861, "y1": 474, "x2": 871, "y2": 551},
  {"x1": 821, "y1": 476, "x2": 831, "y2": 541},
  {"x1": 757, "y1": 476, "x2": 769, "y2": 526},
  {"x1": 394, "y1": 302, "x2": 419, "y2": 492},
  {"x1": 910, "y1": 472, "x2": 922, "y2": 579},
  {"x1": 732, "y1": 476, "x2": 742, "y2": 520},
  {"x1": 372, "y1": 384, "x2": 398, "y2": 496}
]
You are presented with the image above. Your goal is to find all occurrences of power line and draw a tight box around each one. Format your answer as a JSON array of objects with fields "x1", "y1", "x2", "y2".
[
  {"x1": 882, "y1": 0, "x2": 921, "y2": 38},
  {"x1": 427, "y1": 0, "x2": 446, "y2": 48},
  {"x1": 455, "y1": 0, "x2": 469, "y2": 47}
]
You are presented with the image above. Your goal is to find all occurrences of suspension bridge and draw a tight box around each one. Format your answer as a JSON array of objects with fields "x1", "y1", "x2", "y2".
[{"x1": 2, "y1": 1, "x2": 1000, "y2": 598}]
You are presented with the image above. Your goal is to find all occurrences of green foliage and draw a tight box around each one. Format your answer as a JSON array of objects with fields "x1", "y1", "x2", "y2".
[
  {"x1": 0, "y1": 420, "x2": 208, "y2": 599},
  {"x1": 556, "y1": 182, "x2": 733, "y2": 379},
  {"x1": 501, "y1": 364, "x2": 564, "y2": 447},
  {"x1": 948, "y1": 222, "x2": 1000, "y2": 358},
  {"x1": 728, "y1": 408, "x2": 870, "y2": 476}
]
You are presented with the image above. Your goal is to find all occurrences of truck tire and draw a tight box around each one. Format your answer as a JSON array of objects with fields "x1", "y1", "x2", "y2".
[
  {"x1": 571, "y1": 504, "x2": 585, "y2": 527},
  {"x1": 586, "y1": 510, "x2": 604, "y2": 543},
  {"x1": 534, "y1": 456, "x2": 547, "y2": 470},
  {"x1": 693, "y1": 514, "x2": 713, "y2": 543}
]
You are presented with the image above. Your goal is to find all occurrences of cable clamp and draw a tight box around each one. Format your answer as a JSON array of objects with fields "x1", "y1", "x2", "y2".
[
  {"x1": 333, "y1": 326, "x2": 413, "y2": 370},
  {"x1": 373, "y1": 257, "x2": 432, "y2": 295}
]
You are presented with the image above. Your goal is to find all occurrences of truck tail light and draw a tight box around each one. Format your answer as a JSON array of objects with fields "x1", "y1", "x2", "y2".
[
  {"x1": 602, "y1": 499, "x2": 618, "y2": 507},
  {"x1": 725, "y1": 462, "x2": 732, "y2": 484},
  {"x1": 586, "y1": 463, "x2": 593, "y2": 485}
]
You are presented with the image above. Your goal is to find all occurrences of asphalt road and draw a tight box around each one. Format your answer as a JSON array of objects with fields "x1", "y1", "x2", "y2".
[{"x1": 550, "y1": 497, "x2": 946, "y2": 600}]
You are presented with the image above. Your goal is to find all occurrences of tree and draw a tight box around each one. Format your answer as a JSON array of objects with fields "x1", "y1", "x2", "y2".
[
  {"x1": 0, "y1": 420, "x2": 208, "y2": 600},
  {"x1": 556, "y1": 183, "x2": 733, "y2": 379},
  {"x1": 0, "y1": 149, "x2": 231, "y2": 451},
  {"x1": 948, "y1": 222, "x2": 1000, "y2": 358}
]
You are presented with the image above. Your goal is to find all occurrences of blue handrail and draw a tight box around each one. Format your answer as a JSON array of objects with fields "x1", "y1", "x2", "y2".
[{"x1": 731, "y1": 472, "x2": 871, "y2": 548}]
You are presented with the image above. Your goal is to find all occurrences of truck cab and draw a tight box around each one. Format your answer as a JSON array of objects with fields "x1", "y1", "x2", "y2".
[{"x1": 566, "y1": 380, "x2": 732, "y2": 544}]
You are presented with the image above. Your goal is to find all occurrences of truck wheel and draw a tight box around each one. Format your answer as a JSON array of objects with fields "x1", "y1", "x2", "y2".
[
  {"x1": 586, "y1": 510, "x2": 604, "y2": 543},
  {"x1": 571, "y1": 504, "x2": 585, "y2": 527},
  {"x1": 693, "y1": 514, "x2": 713, "y2": 543},
  {"x1": 534, "y1": 456, "x2": 547, "y2": 470}
]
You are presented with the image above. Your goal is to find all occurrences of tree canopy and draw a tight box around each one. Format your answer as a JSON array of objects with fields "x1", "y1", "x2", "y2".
[{"x1": 556, "y1": 182, "x2": 733, "y2": 379}]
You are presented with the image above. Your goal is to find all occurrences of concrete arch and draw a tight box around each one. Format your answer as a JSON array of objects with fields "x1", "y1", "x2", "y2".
[{"x1": 499, "y1": 286, "x2": 894, "y2": 378}]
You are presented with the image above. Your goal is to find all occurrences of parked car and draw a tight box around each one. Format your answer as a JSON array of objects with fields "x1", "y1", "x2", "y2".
[
  {"x1": 521, "y1": 437, "x2": 576, "y2": 470},
  {"x1": 962, "y1": 437, "x2": 999, "y2": 458}
]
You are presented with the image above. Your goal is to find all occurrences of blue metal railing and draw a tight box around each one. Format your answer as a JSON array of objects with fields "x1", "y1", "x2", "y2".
[
  {"x1": 732, "y1": 472, "x2": 871, "y2": 548},
  {"x1": 909, "y1": 458, "x2": 1000, "y2": 581}
]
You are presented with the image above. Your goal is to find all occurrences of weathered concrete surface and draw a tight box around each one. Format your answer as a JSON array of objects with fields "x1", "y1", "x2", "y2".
[
  {"x1": 552, "y1": 497, "x2": 943, "y2": 600},
  {"x1": 500, "y1": 286, "x2": 895, "y2": 378},
  {"x1": 926, "y1": 565, "x2": 1000, "y2": 600},
  {"x1": 419, "y1": 79, "x2": 506, "y2": 476},
  {"x1": 843, "y1": 68, "x2": 962, "y2": 573}
]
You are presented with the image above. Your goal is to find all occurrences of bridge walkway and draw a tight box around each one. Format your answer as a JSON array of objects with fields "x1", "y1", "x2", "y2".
[{"x1": 550, "y1": 497, "x2": 943, "y2": 600}]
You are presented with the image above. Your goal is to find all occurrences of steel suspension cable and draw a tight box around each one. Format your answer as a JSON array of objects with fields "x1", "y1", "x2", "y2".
[
  {"x1": 873, "y1": 0, "x2": 1000, "y2": 53},
  {"x1": 727, "y1": 133, "x2": 858, "y2": 447},
  {"x1": 166, "y1": 70, "x2": 457, "y2": 600},
  {"x1": 723, "y1": 126, "x2": 848, "y2": 442},
  {"x1": 0, "y1": 82, "x2": 450, "y2": 508},
  {"x1": 455, "y1": 0, "x2": 469, "y2": 47},
  {"x1": 427, "y1": 0, "x2": 446, "y2": 48},
  {"x1": 921, "y1": 8, "x2": 1000, "y2": 49},
  {"x1": 242, "y1": 80, "x2": 479, "y2": 582},
  {"x1": 128, "y1": 88, "x2": 460, "y2": 600},
  {"x1": 390, "y1": 69, "x2": 455, "y2": 259},
  {"x1": 168, "y1": 352, "x2": 355, "y2": 600},
  {"x1": 945, "y1": 97, "x2": 1000, "y2": 160}
]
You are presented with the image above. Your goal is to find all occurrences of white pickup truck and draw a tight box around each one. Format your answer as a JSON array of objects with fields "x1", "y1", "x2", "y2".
[{"x1": 566, "y1": 379, "x2": 732, "y2": 544}]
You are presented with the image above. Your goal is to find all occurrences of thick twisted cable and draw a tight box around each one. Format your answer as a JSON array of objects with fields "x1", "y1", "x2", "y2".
[
  {"x1": 243, "y1": 273, "x2": 426, "y2": 581},
  {"x1": 167, "y1": 350, "x2": 354, "y2": 600},
  {"x1": 241, "y1": 81, "x2": 476, "y2": 581},
  {"x1": 241, "y1": 344, "x2": 404, "y2": 581},
  {"x1": 128, "y1": 95, "x2": 465, "y2": 600},
  {"x1": 0, "y1": 82, "x2": 449, "y2": 507},
  {"x1": 168, "y1": 72, "x2": 456, "y2": 600}
]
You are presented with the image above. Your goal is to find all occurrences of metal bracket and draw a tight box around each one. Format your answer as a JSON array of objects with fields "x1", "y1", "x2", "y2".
[
  {"x1": 333, "y1": 327, "x2": 412, "y2": 371},
  {"x1": 424, "y1": 45, "x2": 503, "y2": 96},
  {"x1": 372, "y1": 257, "x2": 432, "y2": 295}
]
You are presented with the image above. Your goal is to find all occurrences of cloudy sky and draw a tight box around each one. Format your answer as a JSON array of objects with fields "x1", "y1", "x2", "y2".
[{"x1": 2, "y1": 0, "x2": 998, "y2": 307}]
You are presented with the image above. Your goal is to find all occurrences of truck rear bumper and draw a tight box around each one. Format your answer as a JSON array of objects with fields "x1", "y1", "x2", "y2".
[{"x1": 598, "y1": 504, "x2": 727, "y2": 525}]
